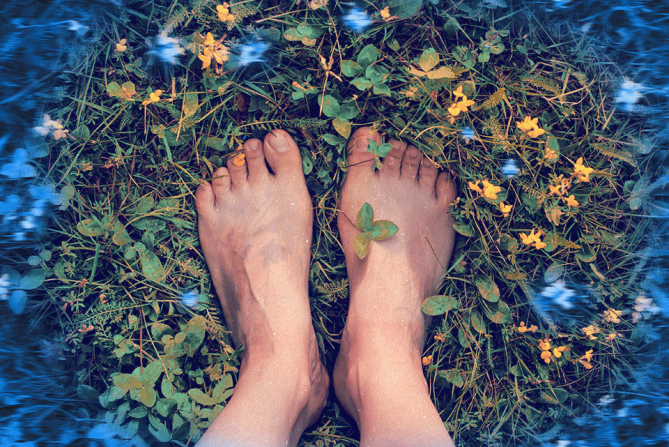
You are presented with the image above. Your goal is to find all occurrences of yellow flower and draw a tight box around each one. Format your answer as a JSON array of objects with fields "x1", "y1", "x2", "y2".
[
  {"x1": 34, "y1": 114, "x2": 64, "y2": 137},
  {"x1": 544, "y1": 147, "x2": 558, "y2": 160},
  {"x1": 603, "y1": 308, "x2": 622, "y2": 324},
  {"x1": 534, "y1": 240, "x2": 547, "y2": 250},
  {"x1": 517, "y1": 321, "x2": 528, "y2": 333},
  {"x1": 528, "y1": 127, "x2": 545, "y2": 138},
  {"x1": 434, "y1": 333, "x2": 446, "y2": 343},
  {"x1": 516, "y1": 116, "x2": 545, "y2": 138},
  {"x1": 500, "y1": 202, "x2": 512, "y2": 217},
  {"x1": 604, "y1": 332, "x2": 617, "y2": 342},
  {"x1": 52, "y1": 127, "x2": 69, "y2": 140},
  {"x1": 516, "y1": 116, "x2": 538, "y2": 133},
  {"x1": 453, "y1": 85, "x2": 465, "y2": 97},
  {"x1": 538, "y1": 336, "x2": 552, "y2": 351},
  {"x1": 422, "y1": 355, "x2": 433, "y2": 366},
  {"x1": 553, "y1": 346, "x2": 567, "y2": 358},
  {"x1": 468, "y1": 181, "x2": 483, "y2": 194},
  {"x1": 380, "y1": 6, "x2": 390, "y2": 19},
  {"x1": 573, "y1": 157, "x2": 594, "y2": 182},
  {"x1": 217, "y1": 4, "x2": 235, "y2": 22},
  {"x1": 142, "y1": 89, "x2": 162, "y2": 105},
  {"x1": 548, "y1": 185, "x2": 562, "y2": 196},
  {"x1": 448, "y1": 105, "x2": 462, "y2": 116},
  {"x1": 481, "y1": 179, "x2": 501, "y2": 200},
  {"x1": 232, "y1": 151, "x2": 246, "y2": 167},
  {"x1": 582, "y1": 325, "x2": 600, "y2": 340},
  {"x1": 541, "y1": 351, "x2": 552, "y2": 364},
  {"x1": 578, "y1": 349, "x2": 594, "y2": 369},
  {"x1": 520, "y1": 230, "x2": 537, "y2": 246},
  {"x1": 116, "y1": 38, "x2": 127, "y2": 52},
  {"x1": 564, "y1": 195, "x2": 579, "y2": 207}
]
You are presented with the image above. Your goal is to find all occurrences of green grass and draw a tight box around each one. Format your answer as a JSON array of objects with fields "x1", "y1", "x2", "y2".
[{"x1": 29, "y1": 0, "x2": 660, "y2": 445}]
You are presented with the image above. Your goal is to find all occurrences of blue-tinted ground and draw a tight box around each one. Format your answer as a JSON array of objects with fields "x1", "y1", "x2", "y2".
[{"x1": 0, "y1": 0, "x2": 667, "y2": 445}]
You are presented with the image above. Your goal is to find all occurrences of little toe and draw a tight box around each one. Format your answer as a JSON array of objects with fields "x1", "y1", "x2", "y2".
[
  {"x1": 346, "y1": 127, "x2": 381, "y2": 175},
  {"x1": 436, "y1": 170, "x2": 458, "y2": 206},
  {"x1": 381, "y1": 140, "x2": 406, "y2": 178},
  {"x1": 226, "y1": 151, "x2": 248, "y2": 187},
  {"x1": 195, "y1": 180, "x2": 215, "y2": 216},
  {"x1": 418, "y1": 156, "x2": 439, "y2": 192},
  {"x1": 263, "y1": 129, "x2": 304, "y2": 179},
  {"x1": 244, "y1": 138, "x2": 269, "y2": 182},
  {"x1": 401, "y1": 145, "x2": 422, "y2": 181}
]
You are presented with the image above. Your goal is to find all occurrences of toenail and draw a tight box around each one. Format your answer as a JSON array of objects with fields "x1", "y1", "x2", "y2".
[
  {"x1": 268, "y1": 132, "x2": 289, "y2": 152},
  {"x1": 408, "y1": 147, "x2": 421, "y2": 158},
  {"x1": 247, "y1": 140, "x2": 260, "y2": 151},
  {"x1": 355, "y1": 137, "x2": 371, "y2": 152}
]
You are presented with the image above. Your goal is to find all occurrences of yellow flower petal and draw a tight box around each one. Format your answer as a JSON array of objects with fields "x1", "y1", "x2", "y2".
[
  {"x1": 204, "y1": 32, "x2": 215, "y2": 46},
  {"x1": 518, "y1": 321, "x2": 527, "y2": 333},
  {"x1": 199, "y1": 54, "x2": 212, "y2": 69},
  {"x1": 527, "y1": 128, "x2": 545, "y2": 138},
  {"x1": 232, "y1": 152, "x2": 246, "y2": 167},
  {"x1": 548, "y1": 185, "x2": 562, "y2": 196},
  {"x1": 422, "y1": 355, "x2": 433, "y2": 366},
  {"x1": 380, "y1": 6, "x2": 390, "y2": 19},
  {"x1": 453, "y1": 85, "x2": 464, "y2": 97},
  {"x1": 565, "y1": 195, "x2": 579, "y2": 207},
  {"x1": 468, "y1": 181, "x2": 482, "y2": 194},
  {"x1": 500, "y1": 202, "x2": 512, "y2": 217},
  {"x1": 448, "y1": 105, "x2": 461, "y2": 116}
]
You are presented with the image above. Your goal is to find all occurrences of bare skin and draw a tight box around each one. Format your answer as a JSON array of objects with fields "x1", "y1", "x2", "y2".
[
  {"x1": 195, "y1": 127, "x2": 457, "y2": 447},
  {"x1": 194, "y1": 130, "x2": 328, "y2": 447},
  {"x1": 333, "y1": 127, "x2": 457, "y2": 447}
]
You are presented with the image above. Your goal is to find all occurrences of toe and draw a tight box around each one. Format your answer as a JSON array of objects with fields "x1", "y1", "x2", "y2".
[
  {"x1": 244, "y1": 138, "x2": 268, "y2": 182},
  {"x1": 418, "y1": 156, "x2": 439, "y2": 192},
  {"x1": 436, "y1": 170, "x2": 458, "y2": 206},
  {"x1": 211, "y1": 166, "x2": 232, "y2": 197},
  {"x1": 381, "y1": 140, "x2": 406, "y2": 178},
  {"x1": 263, "y1": 129, "x2": 304, "y2": 179},
  {"x1": 346, "y1": 127, "x2": 381, "y2": 175},
  {"x1": 195, "y1": 180, "x2": 215, "y2": 216},
  {"x1": 227, "y1": 150, "x2": 248, "y2": 187},
  {"x1": 401, "y1": 145, "x2": 422, "y2": 181}
]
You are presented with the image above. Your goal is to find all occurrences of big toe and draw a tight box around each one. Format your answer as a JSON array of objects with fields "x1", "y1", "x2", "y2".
[
  {"x1": 346, "y1": 127, "x2": 381, "y2": 176},
  {"x1": 263, "y1": 130, "x2": 304, "y2": 180}
]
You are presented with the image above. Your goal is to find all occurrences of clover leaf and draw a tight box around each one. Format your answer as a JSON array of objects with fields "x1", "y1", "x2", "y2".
[{"x1": 353, "y1": 203, "x2": 399, "y2": 259}]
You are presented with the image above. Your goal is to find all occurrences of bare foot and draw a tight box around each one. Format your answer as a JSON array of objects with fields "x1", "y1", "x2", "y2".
[
  {"x1": 195, "y1": 130, "x2": 328, "y2": 446},
  {"x1": 333, "y1": 127, "x2": 457, "y2": 446}
]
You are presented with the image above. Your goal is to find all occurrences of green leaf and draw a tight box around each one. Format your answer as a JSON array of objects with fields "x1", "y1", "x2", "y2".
[
  {"x1": 365, "y1": 65, "x2": 386, "y2": 84},
  {"x1": 419, "y1": 48, "x2": 440, "y2": 72},
  {"x1": 483, "y1": 300, "x2": 513, "y2": 324},
  {"x1": 439, "y1": 369, "x2": 464, "y2": 387},
  {"x1": 77, "y1": 218, "x2": 103, "y2": 237},
  {"x1": 478, "y1": 49, "x2": 491, "y2": 63},
  {"x1": 39, "y1": 250, "x2": 52, "y2": 261},
  {"x1": 355, "y1": 203, "x2": 374, "y2": 232},
  {"x1": 544, "y1": 262, "x2": 564, "y2": 283},
  {"x1": 471, "y1": 310, "x2": 486, "y2": 333},
  {"x1": 212, "y1": 375, "x2": 234, "y2": 402},
  {"x1": 357, "y1": 44, "x2": 378, "y2": 68},
  {"x1": 128, "y1": 406, "x2": 148, "y2": 418},
  {"x1": 319, "y1": 95, "x2": 340, "y2": 118},
  {"x1": 475, "y1": 274, "x2": 500, "y2": 302},
  {"x1": 140, "y1": 360, "x2": 163, "y2": 387},
  {"x1": 134, "y1": 196, "x2": 154, "y2": 214},
  {"x1": 183, "y1": 315, "x2": 207, "y2": 357},
  {"x1": 113, "y1": 228, "x2": 133, "y2": 246},
  {"x1": 332, "y1": 116, "x2": 351, "y2": 139},
  {"x1": 188, "y1": 389, "x2": 216, "y2": 406},
  {"x1": 77, "y1": 384, "x2": 99, "y2": 402},
  {"x1": 137, "y1": 386, "x2": 157, "y2": 407},
  {"x1": 575, "y1": 246, "x2": 596, "y2": 263},
  {"x1": 453, "y1": 222, "x2": 474, "y2": 237},
  {"x1": 302, "y1": 153, "x2": 314, "y2": 175},
  {"x1": 353, "y1": 233, "x2": 371, "y2": 259},
  {"x1": 60, "y1": 185, "x2": 75, "y2": 201},
  {"x1": 341, "y1": 60, "x2": 363, "y2": 77},
  {"x1": 138, "y1": 249, "x2": 165, "y2": 283},
  {"x1": 388, "y1": 0, "x2": 423, "y2": 18},
  {"x1": 114, "y1": 374, "x2": 143, "y2": 390},
  {"x1": 373, "y1": 82, "x2": 391, "y2": 96},
  {"x1": 351, "y1": 77, "x2": 373, "y2": 91},
  {"x1": 156, "y1": 398, "x2": 178, "y2": 417},
  {"x1": 19, "y1": 269, "x2": 47, "y2": 290},
  {"x1": 337, "y1": 102, "x2": 360, "y2": 120},
  {"x1": 148, "y1": 419, "x2": 171, "y2": 442},
  {"x1": 421, "y1": 295, "x2": 460, "y2": 316},
  {"x1": 368, "y1": 220, "x2": 399, "y2": 241},
  {"x1": 444, "y1": 16, "x2": 460, "y2": 36},
  {"x1": 107, "y1": 82, "x2": 123, "y2": 97},
  {"x1": 27, "y1": 256, "x2": 42, "y2": 266},
  {"x1": 183, "y1": 91, "x2": 199, "y2": 117}
]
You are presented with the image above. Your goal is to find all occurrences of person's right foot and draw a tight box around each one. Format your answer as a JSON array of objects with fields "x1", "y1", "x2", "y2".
[{"x1": 333, "y1": 127, "x2": 457, "y2": 446}]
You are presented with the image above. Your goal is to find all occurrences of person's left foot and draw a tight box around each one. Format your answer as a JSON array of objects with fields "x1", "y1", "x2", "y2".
[{"x1": 195, "y1": 130, "x2": 328, "y2": 446}]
